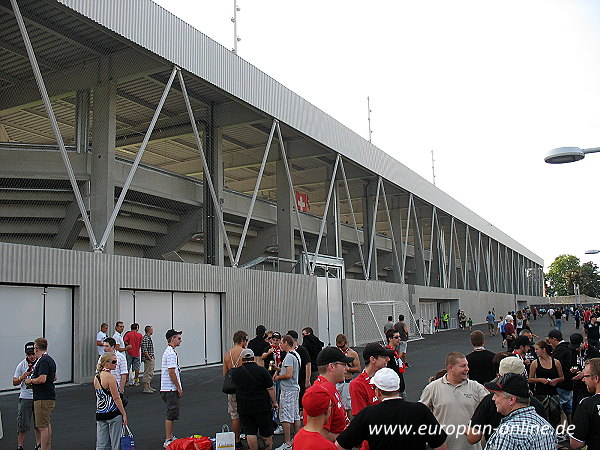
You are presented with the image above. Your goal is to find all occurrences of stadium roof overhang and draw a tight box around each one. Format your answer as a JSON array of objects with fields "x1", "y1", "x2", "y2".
[{"x1": 0, "y1": 0, "x2": 542, "y2": 265}]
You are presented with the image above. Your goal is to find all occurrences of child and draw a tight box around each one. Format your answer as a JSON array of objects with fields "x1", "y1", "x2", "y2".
[{"x1": 467, "y1": 317, "x2": 473, "y2": 331}]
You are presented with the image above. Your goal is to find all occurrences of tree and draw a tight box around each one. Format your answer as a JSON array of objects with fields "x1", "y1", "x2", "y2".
[
  {"x1": 545, "y1": 254, "x2": 580, "y2": 296},
  {"x1": 577, "y1": 261, "x2": 600, "y2": 298}
]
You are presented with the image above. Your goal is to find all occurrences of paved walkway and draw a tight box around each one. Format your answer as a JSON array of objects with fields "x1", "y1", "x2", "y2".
[{"x1": 0, "y1": 311, "x2": 579, "y2": 449}]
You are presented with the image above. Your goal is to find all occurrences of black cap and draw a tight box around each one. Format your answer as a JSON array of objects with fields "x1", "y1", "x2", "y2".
[
  {"x1": 165, "y1": 329, "x2": 182, "y2": 341},
  {"x1": 547, "y1": 329, "x2": 562, "y2": 341},
  {"x1": 271, "y1": 332, "x2": 282, "y2": 339},
  {"x1": 570, "y1": 333, "x2": 584, "y2": 347},
  {"x1": 363, "y1": 342, "x2": 394, "y2": 361},
  {"x1": 25, "y1": 342, "x2": 35, "y2": 355},
  {"x1": 512, "y1": 336, "x2": 531, "y2": 350},
  {"x1": 485, "y1": 373, "x2": 529, "y2": 398},
  {"x1": 316, "y1": 346, "x2": 354, "y2": 366}
]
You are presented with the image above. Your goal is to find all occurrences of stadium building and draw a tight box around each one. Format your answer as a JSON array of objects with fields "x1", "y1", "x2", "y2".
[{"x1": 0, "y1": 0, "x2": 543, "y2": 388}]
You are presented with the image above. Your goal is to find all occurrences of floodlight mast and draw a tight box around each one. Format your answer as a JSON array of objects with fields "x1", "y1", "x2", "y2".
[{"x1": 544, "y1": 146, "x2": 600, "y2": 164}]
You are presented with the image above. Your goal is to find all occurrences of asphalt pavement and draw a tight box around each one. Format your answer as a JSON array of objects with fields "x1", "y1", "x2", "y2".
[{"x1": 0, "y1": 311, "x2": 579, "y2": 449}]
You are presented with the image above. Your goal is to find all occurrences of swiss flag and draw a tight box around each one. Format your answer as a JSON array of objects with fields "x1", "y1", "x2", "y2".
[{"x1": 295, "y1": 191, "x2": 310, "y2": 212}]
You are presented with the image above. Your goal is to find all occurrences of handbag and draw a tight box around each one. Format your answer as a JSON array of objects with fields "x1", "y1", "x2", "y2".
[
  {"x1": 222, "y1": 369, "x2": 236, "y2": 394},
  {"x1": 215, "y1": 425, "x2": 235, "y2": 450},
  {"x1": 120, "y1": 424, "x2": 136, "y2": 450}
]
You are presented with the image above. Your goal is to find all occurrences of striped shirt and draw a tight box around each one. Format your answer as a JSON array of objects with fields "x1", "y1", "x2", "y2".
[
  {"x1": 484, "y1": 406, "x2": 556, "y2": 450},
  {"x1": 161, "y1": 345, "x2": 181, "y2": 391},
  {"x1": 141, "y1": 334, "x2": 154, "y2": 362}
]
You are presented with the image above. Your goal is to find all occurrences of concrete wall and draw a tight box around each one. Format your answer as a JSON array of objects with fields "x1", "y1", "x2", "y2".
[{"x1": 0, "y1": 242, "x2": 318, "y2": 383}]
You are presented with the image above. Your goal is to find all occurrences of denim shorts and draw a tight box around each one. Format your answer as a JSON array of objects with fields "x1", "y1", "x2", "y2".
[{"x1": 556, "y1": 387, "x2": 573, "y2": 414}]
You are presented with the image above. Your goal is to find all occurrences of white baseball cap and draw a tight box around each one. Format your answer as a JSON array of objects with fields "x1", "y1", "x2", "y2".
[{"x1": 369, "y1": 368, "x2": 400, "y2": 391}]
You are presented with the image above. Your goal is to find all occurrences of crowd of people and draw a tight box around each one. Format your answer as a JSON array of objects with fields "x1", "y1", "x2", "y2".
[{"x1": 9, "y1": 306, "x2": 600, "y2": 450}]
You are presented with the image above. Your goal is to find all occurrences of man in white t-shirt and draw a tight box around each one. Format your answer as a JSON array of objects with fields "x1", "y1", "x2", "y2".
[
  {"x1": 12, "y1": 342, "x2": 41, "y2": 450},
  {"x1": 113, "y1": 321, "x2": 129, "y2": 353},
  {"x1": 161, "y1": 329, "x2": 183, "y2": 449},
  {"x1": 96, "y1": 322, "x2": 108, "y2": 356},
  {"x1": 100, "y1": 337, "x2": 128, "y2": 392}
]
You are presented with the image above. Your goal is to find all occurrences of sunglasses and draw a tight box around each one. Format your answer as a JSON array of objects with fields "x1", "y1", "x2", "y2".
[{"x1": 110, "y1": 360, "x2": 117, "y2": 364}]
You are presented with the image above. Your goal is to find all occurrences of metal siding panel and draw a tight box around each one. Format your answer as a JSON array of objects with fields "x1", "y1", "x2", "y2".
[{"x1": 0, "y1": 242, "x2": 317, "y2": 382}]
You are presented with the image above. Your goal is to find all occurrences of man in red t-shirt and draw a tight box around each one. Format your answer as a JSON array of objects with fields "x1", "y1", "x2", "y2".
[
  {"x1": 293, "y1": 386, "x2": 336, "y2": 449},
  {"x1": 123, "y1": 323, "x2": 143, "y2": 385},
  {"x1": 303, "y1": 347, "x2": 353, "y2": 442},
  {"x1": 349, "y1": 343, "x2": 393, "y2": 416}
]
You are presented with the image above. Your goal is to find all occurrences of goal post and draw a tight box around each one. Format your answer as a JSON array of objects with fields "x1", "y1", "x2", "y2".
[{"x1": 351, "y1": 300, "x2": 423, "y2": 347}]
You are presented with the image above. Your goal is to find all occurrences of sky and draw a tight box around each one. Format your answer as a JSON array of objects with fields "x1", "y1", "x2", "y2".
[{"x1": 153, "y1": 0, "x2": 600, "y2": 270}]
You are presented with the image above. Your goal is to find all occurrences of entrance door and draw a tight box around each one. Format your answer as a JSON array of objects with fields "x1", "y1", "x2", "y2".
[
  {"x1": 419, "y1": 302, "x2": 437, "y2": 334},
  {"x1": 316, "y1": 270, "x2": 344, "y2": 346}
]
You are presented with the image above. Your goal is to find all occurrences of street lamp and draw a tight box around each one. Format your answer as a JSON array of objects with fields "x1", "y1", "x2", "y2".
[
  {"x1": 544, "y1": 147, "x2": 600, "y2": 164},
  {"x1": 586, "y1": 250, "x2": 600, "y2": 254}
]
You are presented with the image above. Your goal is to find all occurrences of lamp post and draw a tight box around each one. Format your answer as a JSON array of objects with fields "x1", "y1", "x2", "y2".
[{"x1": 544, "y1": 147, "x2": 600, "y2": 164}]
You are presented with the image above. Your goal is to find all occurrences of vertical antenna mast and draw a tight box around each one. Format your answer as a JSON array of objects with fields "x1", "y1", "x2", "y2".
[
  {"x1": 367, "y1": 96, "x2": 372, "y2": 143},
  {"x1": 231, "y1": 0, "x2": 240, "y2": 53},
  {"x1": 431, "y1": 149, "x2": 436, "y2": 186}
]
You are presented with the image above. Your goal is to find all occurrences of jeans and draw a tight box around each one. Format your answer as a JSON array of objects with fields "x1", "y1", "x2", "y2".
[
  {"x1": 555, "y1": 318, "x2": 562, "y2": 331},
  {"x1": 556, "y1": 387, "x2": 573, "y2": 414},
  {"x1": 96, "y1": 415, "x2": 122, "y2": 450}
]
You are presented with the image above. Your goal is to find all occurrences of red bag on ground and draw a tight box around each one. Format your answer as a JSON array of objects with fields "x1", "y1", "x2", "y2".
[{"x1": 167, "y1": 436, "x2": 212, "y2": 450}]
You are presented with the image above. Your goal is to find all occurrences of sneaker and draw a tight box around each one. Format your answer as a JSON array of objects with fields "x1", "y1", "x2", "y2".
[
  {"x1": 274, "y1": 443, "x2": 292, "y2": 450},
  {"x1": 273, "y1": 425, "x2": 284, "y2": 435},
  {"x1": 143, "y1": 388, "x2": 154, "y2": 394},
  {"x1": 150, "y1": 387, "x2": 157, "y2": 392},
  {"x1": 163, "y1": 436, "x2": 177, "y2": 448}
]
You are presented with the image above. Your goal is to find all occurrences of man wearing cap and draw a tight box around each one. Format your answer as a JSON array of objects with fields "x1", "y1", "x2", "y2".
[
  {"x1": 161, "y1": 329, "x2": 183, "y2": 449},
  {"x1": 350, "y1": 343, "x2": 393, "y2": 417},
  {"x1": 569, "y1": 333, "x2": 600, "y2": 414},
  {"x1": 419, "y1": 352, "x2": 488, "y2": 450},
  {"x1": 547, "y1": 329, "x2": 575, "y2": 425},
  {"x1": 467, "y1": 354, "x2": 547, "y2": 446},
  {"x1": 24, "y1": 337, "x2": 56, "y2": 450},
  {"x1": 12, "y1": 342, "x2": 41, "y2": 450},
  {"x1": 293, "y1": 385, "x2": 336, "y2": 449},
  {"x1": 337, "y1": 368, "x2": 447, "y2": 450},
  {"x1": 231, "y1": 348, "x2": 278, "y2": 450},
  {"x1": 303, "y1": 346, "x2": 353, "y2": 441},
  {"x1": 483, "y1": 373, "x2": 556, "y2": 449}
]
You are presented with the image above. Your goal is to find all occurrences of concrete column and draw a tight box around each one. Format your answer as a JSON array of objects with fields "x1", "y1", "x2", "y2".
[
  {"x1": 387, "y1": 198, "x2": 404, "y2": 283},
  {"x1": 75, "y1": 89, "x2": 90, "y2": 153},
  {"x1": 325, "y1": 166, "x2": 341, "y2": 259},
  {"x1": 204, "y1": 112, "x2": 224, "y2": 266},
  {"x1": 277, "y1": 145, "x2": 295, "y2": 272},
  {"x1": 91, "y1": 81, "x2": 116, "y2": 253},
  {"x1": 362, "y1": 180, "x2": 378, "y2": 280},
  {"x1": 408, "y1": 200, "x2": 426, "y2": 287}
]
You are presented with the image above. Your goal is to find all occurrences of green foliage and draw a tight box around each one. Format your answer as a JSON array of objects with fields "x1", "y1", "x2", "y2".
[
  {"x1": 545, "y1": 254, "x2": 580, "y2": 296},
  {"x1": 544, "y1": 254, "x2": 600, "y2": 298}
]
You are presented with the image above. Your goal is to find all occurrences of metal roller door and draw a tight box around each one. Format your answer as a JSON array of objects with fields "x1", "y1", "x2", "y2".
[
  {"x1": 119, "y1": 290, "x2": 222, "y2": 367},
  {"x1": 0, "y1": 285, "x2": 72, "y2": 391}
]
